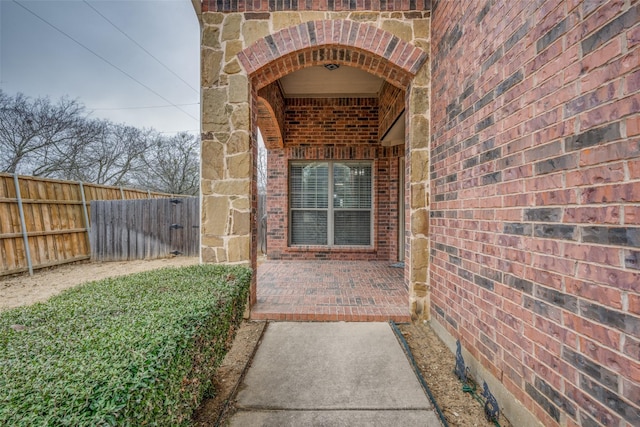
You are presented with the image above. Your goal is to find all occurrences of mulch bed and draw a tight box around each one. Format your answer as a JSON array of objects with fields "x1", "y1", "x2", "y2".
[{"x1": 399, "y1": 322, "x2": 512, "y2": 427}]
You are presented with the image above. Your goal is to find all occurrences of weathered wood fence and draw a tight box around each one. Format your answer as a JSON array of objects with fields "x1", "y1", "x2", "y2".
[
  {"x1": 90, "y1": 197, "x2": 199, "y2": 261},
  {"x1": 258, "y1": 192, "x2": 266, "y2": 255},
  {"x1": 0, "y1": 173, "x2": 175, "y2": 276}
]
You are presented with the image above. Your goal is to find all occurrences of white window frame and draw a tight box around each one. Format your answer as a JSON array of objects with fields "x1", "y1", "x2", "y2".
[{"x1": 289, "y1": 160, "x2": 374, "y2": 247}]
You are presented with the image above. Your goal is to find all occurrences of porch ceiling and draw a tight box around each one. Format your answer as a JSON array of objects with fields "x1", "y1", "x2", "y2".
[{"x1": 278, "y1": 65, "x2": 384, "y2": 98}]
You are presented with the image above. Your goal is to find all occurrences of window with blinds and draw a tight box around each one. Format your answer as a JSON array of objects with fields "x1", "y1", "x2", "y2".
[{"x1": 290, "y1": 161, "x2": 373, "y2": 246}]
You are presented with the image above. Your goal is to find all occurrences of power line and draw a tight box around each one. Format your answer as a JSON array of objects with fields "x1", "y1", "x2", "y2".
[
  {"x1": 11, "y1": 0, "x2": 198, "y2": 123},
  {"x1": 159, "y1": 129, "x2": 200, "y2": 134},
  {"x1": 82, "y1": 0, "x2": 199, "y2": 95},
  {"x1": 90, "y1": 103, "x2": 199, "y2": 111}
]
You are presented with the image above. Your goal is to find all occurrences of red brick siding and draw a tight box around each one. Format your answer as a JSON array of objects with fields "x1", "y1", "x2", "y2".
[
  {"x1": 202, "y1": 1, "x2": 431, "y2": 13},
  {"x1": 285, "y1": 98, "x2": 379, "y2": 145},
  {"x1": 431, "y1": 1, "x2": 639, "y2": 427},
  {"x1": 266, "y1": 97, "x2": 403, "y2": 261},
  {"x1": 238, "y1": 20, "x2": 428, "y2": 90},
  {"x1": 378, "y1": 81, "x2": 405, "y2": 140},
  {"x1": 258, "y1": 82, "x2": 285, "y2": 148}
]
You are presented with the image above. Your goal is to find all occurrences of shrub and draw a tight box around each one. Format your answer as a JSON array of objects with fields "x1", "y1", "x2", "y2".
[{"x1": 0, "y1": 264, "x2": 251, "y2": 426}]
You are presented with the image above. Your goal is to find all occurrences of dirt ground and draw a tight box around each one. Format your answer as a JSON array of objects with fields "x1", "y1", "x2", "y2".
[
  {"x1": 0, "y1": 257, "x2": 199, "y2": 311},
  {"x1": 192, "y1": 321, "x2": 266, "y2": 426},
  {"x1": 399, "y1": 322, "x2": 512, "y2": 427}
]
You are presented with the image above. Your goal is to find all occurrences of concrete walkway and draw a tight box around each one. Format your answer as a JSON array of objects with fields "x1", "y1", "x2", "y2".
[{"x1": 230, "y1": 322, "x2": 442, "y2": 426}]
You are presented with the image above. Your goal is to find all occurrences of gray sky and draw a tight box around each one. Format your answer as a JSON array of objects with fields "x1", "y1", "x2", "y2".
[{"x1": 0, "y1": 0, "x2": 200, "y2": 134}]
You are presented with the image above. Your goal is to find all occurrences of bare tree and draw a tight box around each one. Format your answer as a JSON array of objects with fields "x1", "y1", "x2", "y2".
[
  {"x1": 0, "y1": 91, "x2": 90, "y2": 175},
  {"x1": 135, "y1": 132, "x2": 199, "y2": 195},
  {"x1": 63, "y1": 122, "x2": 152, "y2": 185},
  {"x1": 1, "y1": 91, "x2": 199, "y2": 194},
  {"x1": 29, "y1": 119, "x2": 103, "y2": 179},
  {"x1": 257, "y1": 129, "x2": 267, "y2": 194}
]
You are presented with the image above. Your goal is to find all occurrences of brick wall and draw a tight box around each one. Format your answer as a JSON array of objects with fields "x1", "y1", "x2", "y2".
[
  {"x1": 258, "y1": 82, "x2": 286, "y2": 148},
  {"x1": 266, "y1": 96, "x2": 403, "y2": 260},
  {"x1": 239, "y1": 19, "x2": 427, "y2": 91},
  {"x1": 379, "y1": 81, "x2": 405, "y2": 139},
  {"x1": 284, "y1": 98, "x2": 379, "y2": 145},
  {"x1": 430, "y1": 1, "x2": 639, "y2": 426},
  {"x1": 201, "y1": 0, "x2": 432, "y2": 13}
]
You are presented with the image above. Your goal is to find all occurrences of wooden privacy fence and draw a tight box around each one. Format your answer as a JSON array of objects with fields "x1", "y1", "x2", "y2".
[
  {"x1": 258, "y1": 192, "x2": 266, "y2": 255},
  {"x1": 90, "y1": 197, "x2": 199, "y2": 261},
  {"x1": 0, "y1": 173, "x2": 175, "y2": 277}
]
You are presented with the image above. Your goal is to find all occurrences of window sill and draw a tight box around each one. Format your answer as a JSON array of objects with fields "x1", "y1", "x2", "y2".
[{"x1": 287, "y1": 245, "x2": 376, "y2": 253}]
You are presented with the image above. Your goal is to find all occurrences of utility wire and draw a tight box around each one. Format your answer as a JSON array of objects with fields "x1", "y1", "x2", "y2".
[
  {"x1": 159, "y1": 129, "x2": 199, "y2": 134},
  {"x1": 82, "y1": 0, "x2": 199, "y2": 94},
  {"x1": 90, "y1": 103, "x2": 199, "y2": 111},
  {"x1": 11, "y1": 0, "x2": 198, "y2": 123}
]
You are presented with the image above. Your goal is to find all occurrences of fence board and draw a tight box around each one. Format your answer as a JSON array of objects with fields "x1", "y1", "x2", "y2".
[
  {"x1": 135, "y1": 201, "x2": 144, "y2": 259},
  {"x1": 0, "y1": 173, "x2": 176, "y2": 276},
  {"x1": 90, "y1": 197, "x2": 199, "y2": 261},
  {"x1": 150, "y1": 199, "x2": 159, "y2": 259}
]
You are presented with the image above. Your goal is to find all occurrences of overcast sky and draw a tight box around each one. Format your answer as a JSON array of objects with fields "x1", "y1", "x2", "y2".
[{"x1": 0, "y1": 0, "x2": 200, "y2": 134}]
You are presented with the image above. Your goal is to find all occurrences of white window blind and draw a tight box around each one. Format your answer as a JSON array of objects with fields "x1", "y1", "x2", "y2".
[
  {"x1": 290, "y1": 161, "x2": 372, "y2": 246},
  {"x1": 290, "y1": 163, "x2": 328, "y2": 245}
]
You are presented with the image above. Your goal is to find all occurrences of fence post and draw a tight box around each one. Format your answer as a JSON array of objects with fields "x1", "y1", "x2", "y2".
[
  {"x1": 79, "y1": 182, "x2": 91, "y2": 248},
  {"x1": 147, "y1": 189, "x2": 151, "y2": 198},
  {"x1": 13, "y1": 173, "x2": 33, "y2": 276},
  {"x1": 120, "y1": 187, "x2": 125, "y2": 200}
]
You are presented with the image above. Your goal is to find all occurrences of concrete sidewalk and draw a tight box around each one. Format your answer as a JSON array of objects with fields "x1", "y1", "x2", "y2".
[{"x1": 230, "y1": 322, "x2": 442, "y2": 426}]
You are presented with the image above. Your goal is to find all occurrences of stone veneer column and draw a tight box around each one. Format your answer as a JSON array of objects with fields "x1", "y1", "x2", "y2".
[
  {"x1": 406, "y1": 17, "x2": 431, "y2": 321},
  {"x1": 201, "y1": 12, "x2": 252, "y2": 265}
]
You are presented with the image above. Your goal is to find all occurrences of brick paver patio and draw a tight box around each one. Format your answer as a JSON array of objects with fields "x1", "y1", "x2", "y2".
[{"x1": 252, "y1": 260, "x2": 411, "y2": 322}]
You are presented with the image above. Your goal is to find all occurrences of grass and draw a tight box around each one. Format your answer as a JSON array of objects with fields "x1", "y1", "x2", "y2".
[{"x1": 0, "y1": 264, "x2": 251, "y2": 426}]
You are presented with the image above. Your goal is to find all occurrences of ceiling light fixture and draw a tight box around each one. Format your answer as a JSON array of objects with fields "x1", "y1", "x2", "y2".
[{"x1": 324, "y1": 63, "x2": 340, "y2": 71}]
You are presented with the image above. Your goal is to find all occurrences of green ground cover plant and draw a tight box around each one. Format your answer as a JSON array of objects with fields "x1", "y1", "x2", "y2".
[{"x1": 0, "y1": 264, "x2": 250, "y2": 426}]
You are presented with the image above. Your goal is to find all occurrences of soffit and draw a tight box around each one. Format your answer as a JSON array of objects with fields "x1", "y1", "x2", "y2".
[{"x1": 278, "y1": 65, "x2": 384, "y2": 98}]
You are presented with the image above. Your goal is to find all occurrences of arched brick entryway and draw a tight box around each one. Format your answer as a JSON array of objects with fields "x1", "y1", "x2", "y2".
[
  {"x1": 199, "y1": 15, "x2": 431, "y2": 320},
  {"x1": 238, "y1": 20, "x2": 425, "y2": 89}
]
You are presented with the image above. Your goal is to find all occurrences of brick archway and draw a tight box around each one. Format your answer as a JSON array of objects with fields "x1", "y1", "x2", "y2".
[
  {"x1": 256, "y1": 96, "x2": 283, "y2": 149},
  {"x1": 247, "y1": 20, "x2": 428, "y2": 157},
  {"x1": 240, "y1": 19, "x2": 430, "y2": 318},
  {"x1": 199, "y1": 13, "x2": 431, "y2": 321},
  {"x1": 238, "y1": 20, "x2": 427, "y2": 90}
]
